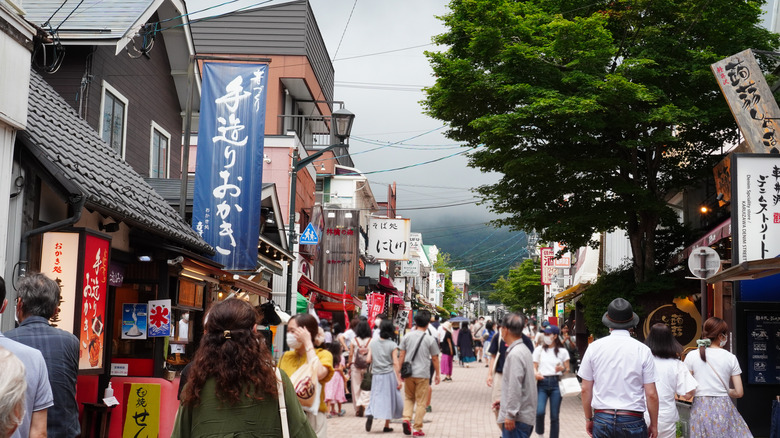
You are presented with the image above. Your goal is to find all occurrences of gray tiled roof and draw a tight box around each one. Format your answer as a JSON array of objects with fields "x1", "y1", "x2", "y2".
[
  {"x1": 19, "y1": 69, "x2": 213, "y2": 254},
  {"x1": 21, "y1": 0, "x2": 155, "y2": 41}
]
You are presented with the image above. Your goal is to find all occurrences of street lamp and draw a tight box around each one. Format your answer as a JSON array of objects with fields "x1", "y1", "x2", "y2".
[{"x1": 284, "y1": 107, "x2": 355, "y2": 314}]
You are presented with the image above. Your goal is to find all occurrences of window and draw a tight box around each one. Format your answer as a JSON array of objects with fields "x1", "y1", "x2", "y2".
[
  {"x1": 99, "y1": 81, "x2": 128, "y2": 157},
  {"x1": 149, "y1": 121, "x2": 171, "y2": 178}
]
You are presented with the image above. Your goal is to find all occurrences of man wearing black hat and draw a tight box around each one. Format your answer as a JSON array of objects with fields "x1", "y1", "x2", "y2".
[{"x1": 577, "y1": 298, "x2": 659, "y2": 438}]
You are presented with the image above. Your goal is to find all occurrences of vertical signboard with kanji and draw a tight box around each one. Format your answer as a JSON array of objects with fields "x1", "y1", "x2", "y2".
[
  {"x1": 540, "y1": 247, "x2": 554, "y2": 285},
  {"x1": 367, "y1": 293, "x2": 386, "y2": 329},
  {"x1": 123, "y1": 383, "x2": 161, "y2": 438},
  {"x1": 732, "y1": 154, "x2": 780, "y2": 263},
  {"x1": 192, "y1": 62, "x2": 268, "y2": 270},
  {"x1": 40, "y1": 232, "x2": 80, "y2": 333},
  {"x1": 147, "y1": 299, "x2": 172, "y2": 337},
  {"x1": 367, "y1": 218, "x2": 411, "y2": 260},
  {"x1": 80, "y1": 233, "x2": 109, "y2": 371}
]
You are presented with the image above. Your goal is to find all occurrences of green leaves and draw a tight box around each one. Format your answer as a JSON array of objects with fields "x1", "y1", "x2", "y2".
[{"x1": 491, "y1": 259, "x2": 544, "y2": 313}]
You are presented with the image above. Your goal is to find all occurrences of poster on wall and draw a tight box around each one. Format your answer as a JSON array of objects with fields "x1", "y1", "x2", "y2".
[
  {"x1": 40, "y1": 232, "x2": 81, "y2": 333},
  {"x1": 147, "y1": 299, "x2": 172, "y2": 337},
  {"x1": 732, "y1": 154, "x2": 780, "y2": 263},
  {"x1": 122, "y1": 304, "x2": 148, "y2": 340},
  {"x1": 122, "y1": 382, "x2": 161, "y2": 438}
]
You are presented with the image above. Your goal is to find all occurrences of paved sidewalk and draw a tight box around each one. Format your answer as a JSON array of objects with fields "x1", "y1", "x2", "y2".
[{"x1": 327, "y1": 363, "x2": 590, "y2": 437}]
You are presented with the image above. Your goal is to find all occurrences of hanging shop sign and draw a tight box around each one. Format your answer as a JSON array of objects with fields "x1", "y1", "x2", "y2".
[
  {"x1": 193, "y1": 62, "x2": 269, "y2": 270},
  {"x1": 712, "y1": 49, "x2": 780, "y2": 154},
  {"x1": 122, "y1": 304, "x2": 148, "y2": 340},
  {"x1": 553, "y1": 242, "x2": 571, "y2": 268},
  {"x1": 643, "y1": 297, "x2": 702, "y2": 351},
  {"x1": 122, "y1": 382, "x2": 161, "y2": 438},
  {"x1": 367, "y1": 293, "x2": 386, "y2": 329},
  {"x1": 147, "y1": 299, "x2": 172, "y2": 337},
  {"x1": 41, "y1": 230, "x2": 110, "y2": 372},
  {"x1": 732, "y1": 154, "x2": 780, "y2": 263},
  {"x1": 540, "y1": 247, "x2": 554, "y2": 285},
  {"x1": 367, "y1": 217, "x2": 411, "y2": 260},
  {"x1": 409, "y1": 233, "x2": 422, "y2": 255}
]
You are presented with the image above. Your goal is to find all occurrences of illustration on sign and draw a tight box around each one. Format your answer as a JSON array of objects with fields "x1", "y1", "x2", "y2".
[
  {"x1": 300, "y1": 223, "x2": 319, "y2": 245},
  {"x1": 147, "y1": 299, "x2": 172, "y2": 337},
  {"x1": 122, "y1": 304, "x2": 148, "y2": 340}
]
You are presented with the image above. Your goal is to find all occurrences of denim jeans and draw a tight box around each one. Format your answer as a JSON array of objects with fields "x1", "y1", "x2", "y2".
[
  {"x1": 502, "y1": 421, "x2": 533, "y2": 438},
  {"x1": 771, "y1": 400, "x2": 780, "y2": 438},
  {"x1": 536, "y1": 376, "x2": 562, "y2": 438},
  {"x1": 592, "y1": 412, "x2": 648, "y2": 438}
]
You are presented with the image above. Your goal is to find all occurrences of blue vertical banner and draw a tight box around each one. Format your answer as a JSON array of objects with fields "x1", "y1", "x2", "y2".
[{"x1": 193, "y1": 62, "x2": 268, "y2": 270}]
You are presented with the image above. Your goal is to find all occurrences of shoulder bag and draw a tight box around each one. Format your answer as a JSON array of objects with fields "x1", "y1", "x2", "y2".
[
  {"x1": 361, "y1": 364, "x2": 373, "y2": 391},
  {"x1": 401, "y1": 333, "x2": 427, "y2": 378},
  {"x1": 706, "y1": 359, "x2": 733, "y2": 396},
  {"x1": 276, "y1": 368, "x2": 290, "y2": 438}
]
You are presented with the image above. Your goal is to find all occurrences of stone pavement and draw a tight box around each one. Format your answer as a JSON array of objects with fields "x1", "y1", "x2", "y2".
[{"x1": 327, "y1": 363, "x2": 590, "y2": 437}]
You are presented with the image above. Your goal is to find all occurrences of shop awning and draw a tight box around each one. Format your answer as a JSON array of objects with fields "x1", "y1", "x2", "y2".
[
  {"x1": 670, "y1": 218, "x2": 731, "y2": 266},
  {"x1": 390, "y1": 295, "x2": 404, "y2": 305},
  {"x1": 315, "y1": 301, "x2": 360, "y2": 312},
  {"x1": 554, "y1": 283, "x2": 588, "y2": 305},
  {"x1": 298, "y1": 276, "x2": 362, "y2": 308},
  {"x1": 706, "y1": 257, "x2": 780, "y2": 283}
]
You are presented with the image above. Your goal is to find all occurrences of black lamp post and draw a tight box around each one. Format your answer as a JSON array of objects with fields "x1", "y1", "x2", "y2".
[{"x1": 284, "y1": 107, "x2": 355, "y2": 314}]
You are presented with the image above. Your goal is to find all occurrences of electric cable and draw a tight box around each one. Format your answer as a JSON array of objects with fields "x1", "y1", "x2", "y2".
[{"x1": 331, "y1": 0, "x2": 358, "y2": 61}]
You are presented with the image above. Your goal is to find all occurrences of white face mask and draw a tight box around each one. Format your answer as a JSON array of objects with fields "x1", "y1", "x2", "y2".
[
  {"x1": 543, "y1": 335, "x2": 554, "y2": 346},
  {"x1": 287, "y1": 333, "x2": 302, "y2": 350},
  {"x1": 719, "y1": 335, "x2": 727, "y2": 347}
]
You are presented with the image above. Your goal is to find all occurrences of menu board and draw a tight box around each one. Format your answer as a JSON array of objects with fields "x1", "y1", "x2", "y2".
[{"x1": 746, "y1": 311, "x2": 780, "y2": 384}]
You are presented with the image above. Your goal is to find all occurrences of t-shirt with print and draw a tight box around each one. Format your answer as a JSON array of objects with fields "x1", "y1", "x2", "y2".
[
  {"x1": 370, "y1": 338, "x2": 398, "y2": 374},
  {"x1": 400, "y1": 330, "x2": 440, "y2": 379}
]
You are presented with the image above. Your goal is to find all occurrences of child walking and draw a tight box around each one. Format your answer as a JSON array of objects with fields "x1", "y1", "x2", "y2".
[{"x1": 325, "y1": 342, "x2": 348, "y2": 418}]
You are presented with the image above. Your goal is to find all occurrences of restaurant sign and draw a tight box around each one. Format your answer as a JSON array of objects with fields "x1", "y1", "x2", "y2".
[{"x1": 732, "y1": 154, "x2": 780, "y2": 263}]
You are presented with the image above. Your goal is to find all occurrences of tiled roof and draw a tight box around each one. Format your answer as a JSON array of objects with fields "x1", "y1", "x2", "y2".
[
  {"x1": 18, "y1": 69, "x2": 213, "y2": 254},
  {"x1": 21, "y1": 0, "x2": 155, "y2": 41}
]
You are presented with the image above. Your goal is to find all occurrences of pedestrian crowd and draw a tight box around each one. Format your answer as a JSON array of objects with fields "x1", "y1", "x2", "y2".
[{"x1": 0, "y1": 273, "x2": 756, "y2": 438}]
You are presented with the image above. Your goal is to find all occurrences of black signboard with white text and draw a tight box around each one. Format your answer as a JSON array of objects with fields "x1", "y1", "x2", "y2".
[{"x1": 745, "y1": 311, "x2": 780, "y2": 384}]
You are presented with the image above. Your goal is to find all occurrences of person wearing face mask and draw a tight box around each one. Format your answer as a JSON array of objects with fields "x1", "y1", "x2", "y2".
[
  {"x1": 279, "y1": 314, "x2": 334, "y2": 437},
  {"x1": 532, "y1": 325, "x2": 569, "y2": 438},
  {"x1": 683, "y1": 317, "x2": 750, "y2": 438}
]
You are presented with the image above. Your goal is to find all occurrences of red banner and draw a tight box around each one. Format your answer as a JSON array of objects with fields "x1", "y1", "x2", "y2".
[
  {"x1": 79, "y1": 234, "x2": 109, "y2": 371},
  {"x1": 540, "y1": 247, "x2": 554, "y2": 286},
  {"x1": 367, "y1": 293, "x2": 386, "y2": 329}
]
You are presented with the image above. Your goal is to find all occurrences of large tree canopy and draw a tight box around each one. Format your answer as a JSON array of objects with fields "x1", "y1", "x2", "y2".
[
  {"x1": 491, "y1": 259, "x2": 544, "y2": 313},
  {"x1": 425, "y1": 0, "x2": 778, "y2": 283}
]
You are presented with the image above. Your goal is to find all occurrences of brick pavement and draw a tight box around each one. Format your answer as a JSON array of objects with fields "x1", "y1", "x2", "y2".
[{"x1": 326, "y1": 363, "x2": 590, "y2": 437}]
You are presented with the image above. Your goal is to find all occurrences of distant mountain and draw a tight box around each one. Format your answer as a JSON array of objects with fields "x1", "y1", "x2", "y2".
[{"x1": 412, "y1": 218, "x2": 528, "y2": 295}]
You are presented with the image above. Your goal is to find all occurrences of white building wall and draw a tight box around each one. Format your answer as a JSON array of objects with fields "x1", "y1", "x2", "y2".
[{"x1": 603, "y1": 229, "x2": 633, "y2": 272}]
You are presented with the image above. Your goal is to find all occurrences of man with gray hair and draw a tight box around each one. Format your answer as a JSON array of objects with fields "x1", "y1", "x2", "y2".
[
  {"x1": 495, "y1": 312, "x2": 537, "y2": 438},
  {"x1": 6, "y1": 273, "x2": 80, "y2": 438},
  {"x1": 0, "y1": 276, "x2": 53, "y2": 438}
]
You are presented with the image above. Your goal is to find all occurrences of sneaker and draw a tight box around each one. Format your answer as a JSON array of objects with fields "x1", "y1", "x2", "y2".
[
  {"x1": 356, "y1": 406, "x2": 364, "y2": 417},
  {"x1": 338, "y1": 409, "x2": 346, "y2": 417},
  {"x1": 365, "y1": 415, "x2": 373, "y2": 432},
  {"x1": 403, "y1": 420, "x2": 412, "y2": 435},
  {"x1": 425, "y1": 405, "x2": 432, "y2": 413},
  {"x1": 413, "y1": 431, "x2": 426, "y2": 437}
]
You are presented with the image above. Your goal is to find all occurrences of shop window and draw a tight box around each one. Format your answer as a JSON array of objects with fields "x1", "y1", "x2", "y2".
[{"x1": 111, "y1": 284, "x2": 157, "y2": 373}]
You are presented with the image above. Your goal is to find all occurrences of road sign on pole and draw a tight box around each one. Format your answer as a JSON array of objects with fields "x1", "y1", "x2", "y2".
[{"x1": 299, "y1": 223, "x2": 319, "y2": 245}]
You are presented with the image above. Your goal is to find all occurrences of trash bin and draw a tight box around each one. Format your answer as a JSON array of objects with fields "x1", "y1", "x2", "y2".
[{"x1": 676, "y1": 400, "x2": 692, "y2": 438}]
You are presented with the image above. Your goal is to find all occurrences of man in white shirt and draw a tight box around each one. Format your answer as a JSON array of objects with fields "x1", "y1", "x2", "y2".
[{"x1": 578, "y1": 298, "x2": 659, "y2": 438}]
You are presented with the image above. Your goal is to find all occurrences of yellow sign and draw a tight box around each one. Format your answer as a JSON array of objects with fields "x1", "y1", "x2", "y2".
[{"x1": 123, "y1": 383, "x2": 160, "y2": 438}]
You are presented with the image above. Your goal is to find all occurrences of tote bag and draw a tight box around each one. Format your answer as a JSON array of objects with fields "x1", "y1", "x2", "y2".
[
  {"x1": 289, "y1": 356, "x2": 322, "y2": 414},
  {"x1": 559, "y1": 376, "x2": 581, "y2": 397}
]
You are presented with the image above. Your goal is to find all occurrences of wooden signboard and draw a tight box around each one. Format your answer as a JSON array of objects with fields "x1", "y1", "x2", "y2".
[{"x1": 711, "y1": 49, "x2": 780, "y2": 154}]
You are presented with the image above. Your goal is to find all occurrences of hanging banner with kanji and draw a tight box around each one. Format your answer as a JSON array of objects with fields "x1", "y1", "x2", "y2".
[
  {"x1": 147, "y1": 299, "x2": 172, "y2": 337},
  {"x1": 193, "y1": 62, "x2": 269, "y2": 270},
  {"x1": 40, "y1": 231, "x2": 80, "y2": 334},
  {"x1": 367, "y1": 293, "x2": 386, "y2": 329},
  {"x1": 122, "y1": 382, "x2": 161, "y2": 438},
  {"x1": 79, "y1": 233, "x2": 109, "y2": 371}
]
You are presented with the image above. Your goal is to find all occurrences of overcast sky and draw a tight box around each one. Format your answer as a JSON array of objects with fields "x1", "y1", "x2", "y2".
[{"x1": 186, "y1": 0, "x2": 503, "y2": 232}]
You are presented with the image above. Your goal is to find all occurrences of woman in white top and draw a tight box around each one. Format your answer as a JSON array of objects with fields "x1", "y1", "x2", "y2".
[
  {"x1": 643, "y1": 323, "x2": 697, "y2": 438},
  {"x1": 683, "y1": 317, "x2": 752, "y2": 438},
  {"x1": 532, "y1": 325, "x2": 570, "y2": 438}
]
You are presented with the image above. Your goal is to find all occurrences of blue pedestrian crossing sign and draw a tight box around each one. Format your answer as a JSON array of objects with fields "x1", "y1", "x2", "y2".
[{"x1": 299, "y1": 223, "x2": 319, "y2": 245}]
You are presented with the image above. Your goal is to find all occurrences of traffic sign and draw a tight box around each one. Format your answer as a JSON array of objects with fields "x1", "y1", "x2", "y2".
[
  {"x1": 299, "y1": 223, "x2": 319, "y2": 245},
  {"x1": 688, "y1": 247, "x2": 721, "y2": 279}
]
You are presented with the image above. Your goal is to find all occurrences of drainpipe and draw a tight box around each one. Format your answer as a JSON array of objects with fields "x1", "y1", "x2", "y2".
[{"x1": 18, "y1": 192, "x2": 86, "y2": 278}]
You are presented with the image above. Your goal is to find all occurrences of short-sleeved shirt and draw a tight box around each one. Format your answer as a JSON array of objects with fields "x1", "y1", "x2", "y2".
[
  {"x1": 399, "y1": 330, "x2": 440, "y2": 379},
  {"x1": 533, "y1": 345, "x2": 570, "y2": 376},
  {"x1": 0, "y1": 334, "x2": 54, "y2": 438},
  {"x1": 578, "y1": 330, "x2": 656, "y2": 412},
  {"x1": 684, "y1": 347, "x2": 740, "y2": 397},
  {"x1": 370, "y1": 338, "x2": 398, "y2": 374},
  {"x1": 649, "y1": 357, "x2": 697, "y2": 424},
  {"x1": 6, "y1": 316, "x2": 80, "y2": 438},
  {"x1": 343, "y1": 329, "x2": 356, "y2": 349},
  {"x1": 489, "y1": 334, "x2": 533, "y2": 374}
]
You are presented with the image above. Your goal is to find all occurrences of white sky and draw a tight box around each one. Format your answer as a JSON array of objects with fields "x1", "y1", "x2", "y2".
[{"x1": 185, "y1": 0, "x2": 502, "y2": 229}]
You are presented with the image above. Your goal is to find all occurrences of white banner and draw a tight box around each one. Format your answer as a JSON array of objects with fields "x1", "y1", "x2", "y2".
[
  {"x1": 400, "y1": 259, "x2": 420, "y2": 277},
  {"x1": 409, "y1": 233, "x2": 422, "y2": 254},
  {"x1": 41, "y1": 232, "x2": 81, "y2": 333},
  {"x1": 734, "y1": 154, "x2": 780, "y2": 262},
  {"x1": 553, "y1": 242, "x2": 571, "y2": 268},
  {"x1": 368, "y1": 218, "x2": 411, "y2": 260}
]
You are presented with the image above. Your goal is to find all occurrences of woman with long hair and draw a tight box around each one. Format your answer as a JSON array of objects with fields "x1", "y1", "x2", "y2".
[
  {"x1": 279, "y1": 314, "x2": 335, "y2": 438},
  {"x1": 365, "y1": 319, "x2": 404, "y2": 433},
  {"x1": 347, "y1": 320, "x2": 372, "y2": 416},
  {"x1": 643, "y1": 323, "x2": 697, "y2": 438},
  {"x1": 172, "y1": 299, "x2": 315, "y2": 438},
  {"x1": 683, "y1": 317, "x2": 751, "y2": 437},
  {"x1": 456, "y1": 321, "x2": 476, "y2": 367},
  {"x1": 532, "y1": 325, "x2": 570, "y2": 438},
  {"x1": 439, "y1": 321, "x2": 455, "y2": 381}
]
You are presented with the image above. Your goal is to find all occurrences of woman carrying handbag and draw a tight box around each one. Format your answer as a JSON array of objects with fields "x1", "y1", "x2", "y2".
[
  {"x1": 684, "y1": 317, "x2": 752, "y2": 438},
  {"x1": 172, "y1": 299, "x2": 315, "y2": 438}
]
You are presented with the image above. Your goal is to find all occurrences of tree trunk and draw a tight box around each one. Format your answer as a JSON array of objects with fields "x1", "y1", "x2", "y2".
[{"x1": 626, "y1": 212, "x2": 659, "y2": 284}]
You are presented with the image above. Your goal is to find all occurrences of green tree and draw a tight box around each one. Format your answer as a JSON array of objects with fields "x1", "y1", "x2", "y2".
[
  {"x1": 425, "y1": 0, "x2": 778, "y2": 283},
  {"x1": 433, "y1": 252, "x2": 461, "y2": 314},
  {"x1": 491, "y1": 259, "x2": 544, "y2": 313}
]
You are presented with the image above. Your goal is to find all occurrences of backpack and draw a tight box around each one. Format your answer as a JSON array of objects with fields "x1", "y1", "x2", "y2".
[{"x1": 354, "y1": 338, "x2": 370, "y2": 369}]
